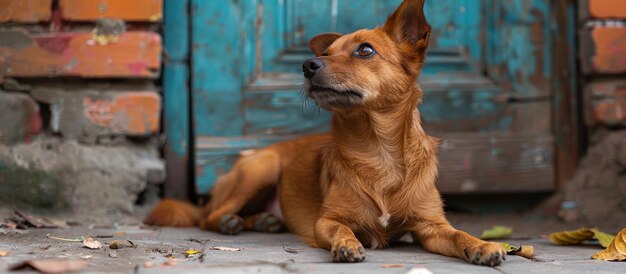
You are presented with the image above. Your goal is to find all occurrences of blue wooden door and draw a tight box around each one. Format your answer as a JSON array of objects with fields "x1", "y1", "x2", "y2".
[{"x1": 191, "y1": 0, "x2": 562, "y2": 195}]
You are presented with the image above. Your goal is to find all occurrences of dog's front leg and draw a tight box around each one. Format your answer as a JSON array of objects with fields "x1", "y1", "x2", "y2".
[
  {"x1": 315, "y1": 217, "x2": 366, "y2": 263},
  {"x1": 412, "y1": 217, "x2": 505, "y2": 267}
]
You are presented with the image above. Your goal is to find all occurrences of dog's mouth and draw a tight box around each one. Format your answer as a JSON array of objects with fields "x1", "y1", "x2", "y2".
[{"x1": 307, "y1": 85, "x2": 364, "y2": 108}]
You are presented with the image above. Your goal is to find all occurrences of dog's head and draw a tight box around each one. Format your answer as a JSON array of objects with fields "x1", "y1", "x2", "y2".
[{"x1": 303, "y1": 0, "x2": 430, "y2": 111}]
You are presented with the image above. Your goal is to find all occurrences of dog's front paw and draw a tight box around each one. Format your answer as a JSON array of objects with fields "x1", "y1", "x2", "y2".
[
  {"x1": 218, "y1": 214, "x2": 244, "y2": 235},
  {"x1": 463, "y1": 242, "x2": 505, "y2": 267},
  {"x1": 331, "y1": 238, "x2": 366, "y2": 263}
]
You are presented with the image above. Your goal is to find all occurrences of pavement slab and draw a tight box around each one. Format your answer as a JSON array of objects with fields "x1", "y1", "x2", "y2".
[{"x1": 1, "y1": 227, "x2": 624, "y2": 274}]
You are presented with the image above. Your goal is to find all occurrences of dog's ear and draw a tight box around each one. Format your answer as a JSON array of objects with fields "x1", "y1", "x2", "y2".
[
  {"x1": 382, "y1": 0, "x2": 431, "y2": 49},
  {"x1": 309, "y1": 33, "x2": 342, "y2": 57}
]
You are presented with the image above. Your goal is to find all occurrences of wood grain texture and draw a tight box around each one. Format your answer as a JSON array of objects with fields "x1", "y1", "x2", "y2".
[
  {"x1": 243, "y1": 73, "x2": 550, "y2": 136},
  {"x1": 0, "y1": 30, "x2": 161, "y2": 78},
  {"x1": 552, "y1": 0, "x2": 580, "y2": 188},
  {"x1": 163, "y1": 0, "x2": 192, "y2": 199},
  {"x1": 195, "y1": 133, "x2": 554, "y2": 194},
  {"x1": 0, "y1": 0, "x2": 51, "y2": 23},
  {"x1": 59, "y1": 0, "x2": 163, "y2": 21},
  {"x1": 485, "y1": 0, "x2": 552, "y2": 97}
]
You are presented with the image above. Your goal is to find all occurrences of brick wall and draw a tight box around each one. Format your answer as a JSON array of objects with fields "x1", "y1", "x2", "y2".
[
  {"x1": 0, "y1": 0, "x2": 165, "y2": 214},
  {"x1": 0, "y1": 0, "x2": 163, "y2": 143},
  {"x1": 580, "y1": 0, "x2": 626, "y2": 129}
]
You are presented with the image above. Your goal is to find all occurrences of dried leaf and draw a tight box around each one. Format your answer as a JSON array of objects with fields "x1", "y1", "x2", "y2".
[
  {"x1": 10, "y1": 259, "x2": 89, "y2": 274},
  {"x1": 498, "y1": 242, "x2": 521, "y2": 254},
  {"x1": 481, "y1": 226, "x2": 513, "y2": 240},
  {"x1": 498, "y1": 242, "x2": 534, "y2": 258},
  {"x1": 109, "y1": 240, "x2": 134, "y2": 249},
  {"x1": 143, "y1": 262, "x2": 156, "y2": 268},
  {"x1": 209, "y1": 246, "x2": 241, "y2": 251},
  {"x1": 184, "y1": 249, "x2": 202, "y2": 257},
  {"x1": 82, "y1": 237, "x2": 103, "y2": 249},
  {"x1": 591, "y1": 228, "x2": 616, "y2": 248},
  {"x1": 0, "y1": 250, "x2": 9, "y2": 257},
  {"x1": 548, "y1": 228, "x2": 615, "y2": 247},
  {"x1": 592, "y1": 228, "x2": 626, "y2": 261},
  {"x1": 516, "y1": 245, "x2": 535, "y2": 259}
]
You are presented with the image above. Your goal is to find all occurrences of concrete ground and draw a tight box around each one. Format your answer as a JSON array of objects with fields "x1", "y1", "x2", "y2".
[{"x1": 1, "y1": 221, "x2": 624, "y2": 274}]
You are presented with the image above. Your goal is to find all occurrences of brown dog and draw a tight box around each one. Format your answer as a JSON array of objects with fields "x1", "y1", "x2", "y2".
[{"x1": 146, "y1": 0, "x2": 505, "y2": 266}]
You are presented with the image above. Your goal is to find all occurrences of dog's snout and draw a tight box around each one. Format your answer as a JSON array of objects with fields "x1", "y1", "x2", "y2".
[{"x1": 303, "y1": 58, "x2": 324, "y2": 78}]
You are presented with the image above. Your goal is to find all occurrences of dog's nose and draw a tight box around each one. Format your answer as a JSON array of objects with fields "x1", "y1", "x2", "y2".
[{"x1": 303, "y1": 58, "x2": 324, "y2": 78}]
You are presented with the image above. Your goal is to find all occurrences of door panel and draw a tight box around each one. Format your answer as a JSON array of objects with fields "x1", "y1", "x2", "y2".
[{"x1": 192, "y1": 0, "x2": 556, "y2": 194}]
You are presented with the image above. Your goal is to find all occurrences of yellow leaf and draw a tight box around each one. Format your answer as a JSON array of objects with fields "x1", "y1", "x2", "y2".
[
  {"x1": 481, "y1": 226, "x2": 513, "y2": 240},
  {"x1": 498, "y1": 243, "x2": 534, "y2": 259},
  {"x1": 0, "y1": 250, "x2": 9, "y2": 257},
  {"x1": 548, "y1": 228, "x2": 595, "y2": 245},
  {"x1": 184, "y1": 249, "x2": 201, "y2": 256},
  {"x1": 592, "y1": 228, "x2": 626, "y2": 261},
  {"x1": 498, "y1": 242, "x2": 519, "y2": 253},
  {"x1": 515, "y1": 245, "x2": 535, "y2": 259},
  {"x1": 591, "y1": 228, "x2": 616, "y2": 248},
  {"x1": 548, "y1": 228, "x2": 616, "y2": 247}
]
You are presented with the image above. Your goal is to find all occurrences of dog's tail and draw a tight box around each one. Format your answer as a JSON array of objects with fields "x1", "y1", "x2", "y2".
[{"x1": 144, "y1": 199, "x2": 201, "y2": 227}]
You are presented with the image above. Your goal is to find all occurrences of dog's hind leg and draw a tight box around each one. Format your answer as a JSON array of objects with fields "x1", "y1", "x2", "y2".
[{"x1": 200, "y1": 149, "x2": 281, "y2": 235}]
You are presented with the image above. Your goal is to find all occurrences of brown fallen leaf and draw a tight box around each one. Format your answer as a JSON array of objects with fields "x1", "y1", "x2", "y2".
[
  {"x1": 516, "y1": 245, "x2": 535, "y2": 259},
  {"x1": 209, "y1": 246, "x2": 241, "y2": 251},
  {"x1": 0, "y1": 250, "x2": 9, "y2": 257},
  {"x1": 592, "y1": 228, "x2": 626, "y2": 261},
  {"x1": 10, "y1": 259, "x2": 89, "y2": 274},
  {"x1": 109, "y1": 240, "x2": 134, "y2": 249},
  {"x1": 547, "y1": 228, "x2": 615, "y2": 247},
  {"x1": 82, "y1": 237, "x2": 103, "y2": 249},
  {"x1": 497, "y1": 242, "x2": 534, "y2": 259}
]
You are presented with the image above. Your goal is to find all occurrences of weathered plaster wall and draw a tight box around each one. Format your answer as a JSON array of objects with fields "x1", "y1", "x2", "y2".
[{"x1": 0, "y1": 0, "x2": 165, "y2": 216}]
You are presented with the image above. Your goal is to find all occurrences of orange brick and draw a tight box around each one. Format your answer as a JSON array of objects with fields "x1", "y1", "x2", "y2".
[
  {"x1": 0, "y1": 0, "x2": 52, "y2": 23},
  {"x1": 82, "y1": 92, "x2": 161, "y2": 135},
  {"x1": 581, "y1": 27, "x2": 626, "y2": 74},
  {"x1": 0, "y1": 30, "x2": 161, "y2": 78},
  {"x1": 588, "y1": 0, "x2": 626, "y2": 19},
  {"x1": 60, "y1": 0, "x2": 162, "y2": 22},
  {"x1": 585, "y1": 81, "x2": 626, "y2": 127},
  {"x1": 31, "y1": 89, "x2": 161, "y2": 141}
]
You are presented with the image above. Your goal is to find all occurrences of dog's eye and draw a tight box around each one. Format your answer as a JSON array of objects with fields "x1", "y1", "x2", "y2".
[{"x1": 355, "y1": 44, "x2": 375, "y2": 58}]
